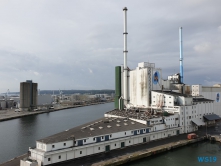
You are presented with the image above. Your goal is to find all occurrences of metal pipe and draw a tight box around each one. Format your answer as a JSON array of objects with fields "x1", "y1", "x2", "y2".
[
  {"x1": 179, "y1": 27, "x2": 183, "y2": 83},
  {"x1": 123, "y1": 7, "x2": 128, "y2": 105}
]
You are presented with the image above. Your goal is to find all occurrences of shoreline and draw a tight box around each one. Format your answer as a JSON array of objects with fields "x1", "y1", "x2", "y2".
[{"x1": 0, "y1": 101, "x2": 113, "y2": 122}]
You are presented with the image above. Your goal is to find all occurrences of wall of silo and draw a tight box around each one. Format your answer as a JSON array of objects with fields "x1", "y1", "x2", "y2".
[
  {"x1": 115, "y1": 66, "x2": 122, "y2": 109},
  {"x1": 0, "y1": 100, "x2": 6, "y2": 109},
  {"x1": 20, "y1": 82, "x2": 31, "y2": 109},
  {"x1": 32, "y1": 83, "x2": 38, "y2": 108}
]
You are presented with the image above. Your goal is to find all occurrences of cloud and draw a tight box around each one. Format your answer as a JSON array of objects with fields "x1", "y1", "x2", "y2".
[
  {"x1": 0, "y1": 0, "x2": 221, "y2": 92},
  {"x1": 88, "y1": 68, "x2": 93, "y2": 74},
  {"x1": 193, "y1": 42, "x2": 212, "y2": 53}
]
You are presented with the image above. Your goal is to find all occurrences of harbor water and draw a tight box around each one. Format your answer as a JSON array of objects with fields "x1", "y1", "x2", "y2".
[
  {"x1": 0, "y1": 102, "x2": 220, "y2": 165},
  {"x1": 124, "y1": 141, "x2": 221, "y2": 166},
  {"x1": 0, "y1": 103, "x2": 114, "y2": 164}
]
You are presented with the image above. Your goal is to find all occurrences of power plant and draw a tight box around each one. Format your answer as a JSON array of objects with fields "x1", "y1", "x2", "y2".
[{"x1": 20, "y1": 7, "x2": 220, "y2": 166}]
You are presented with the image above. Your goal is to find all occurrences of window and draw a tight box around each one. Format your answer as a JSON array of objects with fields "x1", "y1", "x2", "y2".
[
  {"x1": 110, "y1": 134, "x2": 112, "y2": 138},
  {"x1": 84, "y1": 139, "x2": 86, "y2": 143},
  {"x1": 115, "y1": 144, "x2": 116, "y2": 146},
  {"x1": 74, "y1": 141, "x2": 76, "y2": 144},
  {"x1": 48, "y1": 158, "x2": 50, "y2": 161},
  {"x1": 125, "y1": 132, "x2": 126, "y2": 135},
  {"x1": 64, "y1": 143, "x2": 66, "y2": 146},
  {"x1": 131, "y1": 131, "x2": 134, "y2": 134},
  {"x1": 93, "y1": 138, "x2": 96, "y2": 141},
  {"x1": 52, "y1": 145, "x2": 55, "y2": 148},
  {"x1": 98, "y1": 147, "x2": 100, "y2": 150},
  {"x1": 59, "y1": 156, "x2": 61, "y2": 159},
  {"x1": 80, "y1": 151, "x2": 82, "y2": 154},
  {"x1": 129, "y1": 141, "x2": 131, "y2": 143}
]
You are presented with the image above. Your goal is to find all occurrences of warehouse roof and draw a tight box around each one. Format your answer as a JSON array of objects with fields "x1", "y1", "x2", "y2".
[
  {"x1": 37, "y1": 117, "x2": 147, "y2": 144},
  {"x1": 203, "y1": 114, "x2": 221, "y2": 121}
]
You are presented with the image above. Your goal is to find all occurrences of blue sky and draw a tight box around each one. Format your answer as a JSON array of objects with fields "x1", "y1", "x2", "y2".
[{"x1": 0, "y1": 0, "x2": 221, "y2": 93}]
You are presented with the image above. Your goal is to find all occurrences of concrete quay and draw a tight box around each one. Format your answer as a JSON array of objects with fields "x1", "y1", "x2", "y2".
[
  {"x1": 92, "y1": 137, "x2": 206, "y2": 166},
  {"x1": 0, "y1": 101, "x2": 112, "y2": 122}
]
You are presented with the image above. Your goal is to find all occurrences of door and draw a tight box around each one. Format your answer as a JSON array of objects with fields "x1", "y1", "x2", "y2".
[
  {"x1": 121, "y1": 142, "x2": 125, "y2": 148},
  {"x1": 105, "y1": 145, "x2": 110, "y2": 152},
  {"x1": 176, "y1": 130, "x2": 180, "y2": 135},
  {"x1": 143, "y1": 137, "x2": 146, "y2": 143}
]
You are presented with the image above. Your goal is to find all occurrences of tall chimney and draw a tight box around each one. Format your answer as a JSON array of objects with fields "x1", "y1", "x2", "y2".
[
  {"x1": 123, "y1": 7, "x2": 128, "y2": 105},
  {"x1": 179, "y1": 27, "x2": 183, "y2": 84}
]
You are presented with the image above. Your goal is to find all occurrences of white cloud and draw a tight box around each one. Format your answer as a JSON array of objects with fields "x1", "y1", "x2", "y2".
[
  {"x1": 193, "y1": 42, "x2": 212, "y2": 53},
  {"x1": 88, "y1": 68, "x2": 93, "y2": 74},
  {"x1": 33, "y1": 72, "x2": 39, "y2": 76}
]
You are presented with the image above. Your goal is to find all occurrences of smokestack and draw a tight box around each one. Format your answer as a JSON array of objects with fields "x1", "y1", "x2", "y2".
[
  {"x1": 179, "y1": 27, "x2": 183, "y2": 84},
  {"x1": 123, "y1": 7, "x2": 128, "y2": 105}
]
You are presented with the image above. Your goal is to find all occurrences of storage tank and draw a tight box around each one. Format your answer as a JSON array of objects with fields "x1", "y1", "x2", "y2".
[
  {"x1": 0, "y1": 100, "x2": 6, "y2": 109},
  {"x1": 6, "y1": 99, "x2": 14, "y2": 108}
]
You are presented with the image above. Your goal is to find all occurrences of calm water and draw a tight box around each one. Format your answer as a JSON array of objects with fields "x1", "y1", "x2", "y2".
[
  {"x1": 125, "y1": 141, "x2": 221, "y2": 166},
  {"x1": 0, "y1": 102, "x2": 221, "y2": 165},
  {"x1": 0, "y1": 102, "x2": 114, "y2": 164}
]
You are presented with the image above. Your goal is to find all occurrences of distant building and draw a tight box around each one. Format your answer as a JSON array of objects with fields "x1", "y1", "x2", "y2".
[
  {"x1": 20, "y1": 80, "x2": 38, "y2": 111},
  {"x1": 38, "y1": 94, "x2": 52, "y2": 105}
]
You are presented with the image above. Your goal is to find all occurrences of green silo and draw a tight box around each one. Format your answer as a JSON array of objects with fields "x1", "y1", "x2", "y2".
[{"x1": 115, "y1": 66, "x2": 123, "y2": 109}]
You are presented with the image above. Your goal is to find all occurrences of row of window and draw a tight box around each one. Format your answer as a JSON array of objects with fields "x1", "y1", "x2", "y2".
[
  {"x1": 52, "y1": 143, "x2": 66, "y2": 149},
  {"x1": 48, "y1": 155, "x2": 61, "y2": 161},
  {"x1": 79, "y1": 129, "x2": 149, "y2": 144}
]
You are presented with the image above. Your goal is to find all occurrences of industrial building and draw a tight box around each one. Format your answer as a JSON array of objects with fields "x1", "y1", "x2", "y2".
[
  {"x1": 20, "y1": 7, "x2": 220, "y2": 166},
  {"x1": 20, "y1": 80, "x2": 38, "y2": 111}
]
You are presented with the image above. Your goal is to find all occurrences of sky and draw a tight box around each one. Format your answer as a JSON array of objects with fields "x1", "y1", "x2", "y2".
[{"x1": 0, "y1": 0, "x2": 221, "y2": 93}]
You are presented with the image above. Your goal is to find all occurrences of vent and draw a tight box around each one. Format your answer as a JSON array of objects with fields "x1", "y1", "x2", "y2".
[
  {"x1": 107, "y1": 125, "x2": 112, "y2": 128},
  {"x1": 117, "y1": 120, "x2": 121, "y2": 123},
  {"x1": 116, "y1": 124, "x2": 121, "y2": 127},
  {"x1": 131, "y1": 122, "x2": 135, "y2": 124},
  {"x1": 90, "y1": 128, "x2": 94, "y2": 131},
  {"x1": 124, "y1": 123, "x2": 128, "y2": 125},
  {"x1": 99, "y1": 126, "x2": 103, "y2": 129},
  {"x1": 124, "y1": 119, "x2": 128, "y2": 122}
]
